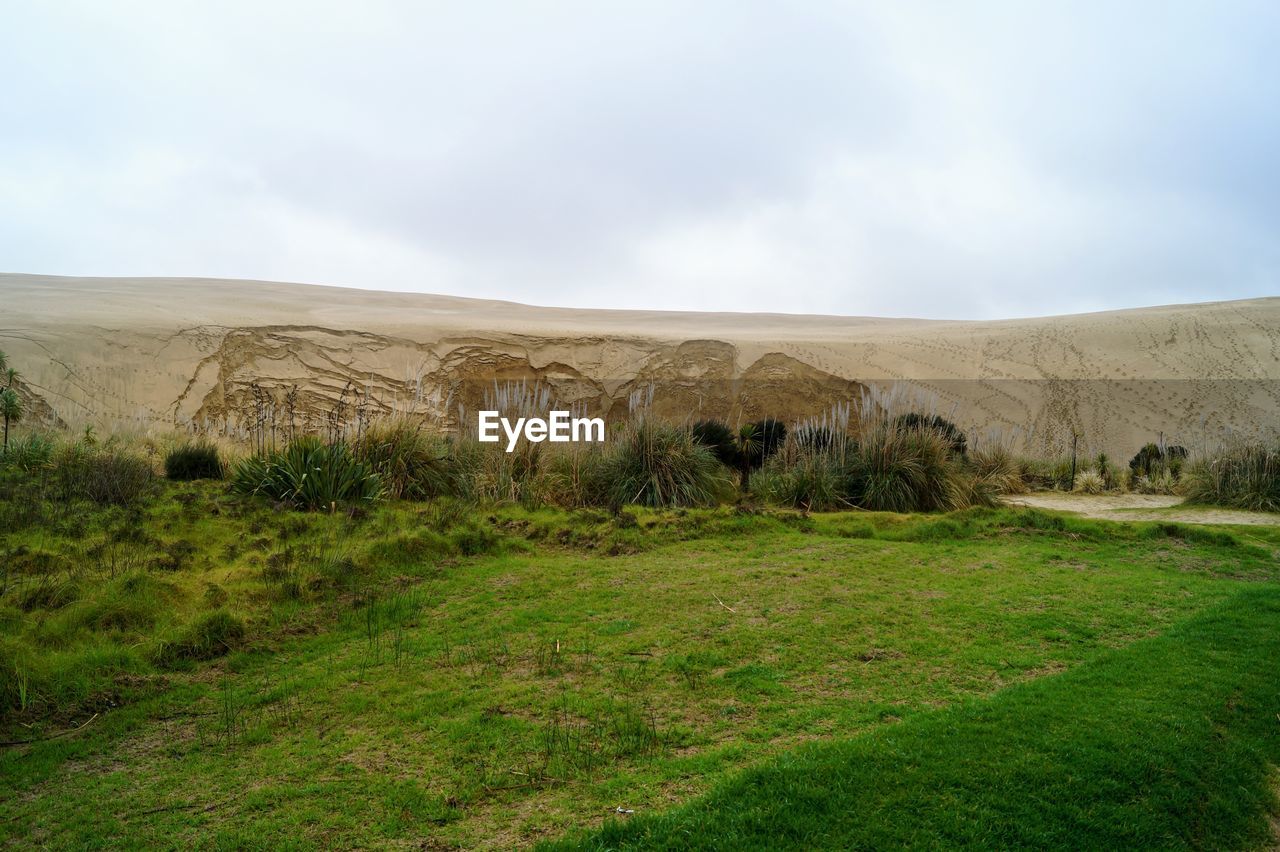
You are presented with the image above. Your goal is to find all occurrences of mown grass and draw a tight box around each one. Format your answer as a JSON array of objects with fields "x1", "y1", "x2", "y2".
[
  {"x1": 554, "y1": 585, "x2": 1280, "y2": 850},
  {"x1": 1, "y1": 481, "x2": 1277, "y2": 847}
]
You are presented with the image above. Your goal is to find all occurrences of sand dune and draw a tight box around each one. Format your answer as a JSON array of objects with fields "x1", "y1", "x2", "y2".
[{"x1": 3, "y1": 273, "x2": 1277, "y2": 456}]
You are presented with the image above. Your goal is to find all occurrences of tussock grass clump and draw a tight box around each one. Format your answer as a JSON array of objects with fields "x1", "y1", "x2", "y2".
[
  {"x1": 353, "y1": 419, "x2": 455, "y2": 499},
  {"x1": 164, "y1": 440, "x2": 225, "y2": 481},
  {"x1": 750, "y1": 415, "x2": 998, "y2": 513},
  {"x1": 152, "y1": 610, "x2": 246, "y2": 668},
  {"x1": 10, "y1": 578, "x2": 80, "y2": 613},
  {"x1": 844, "y1": 420, "x2": 978, "y2": 512},
  {"x1": 540, "y1": 446, "x2": 611, "y2": 508},
  {"x1": 752, "y1": 452, "x2": 849, "y2": 511},
  {"x1": 67, "y1": 573, "x2": 180, "y2": 634},
  {"x1": 450, "y1": 436, "x2": 545, "y2": 506},
  {"x1": 50, "y1": 443, "x2": 155, "y2": 506},
  {"x1": 893, "y1": 412, "x2": 968, "y2": 456},
  {"x1": 232, "y1": 437, "x2": 382, "y2": 510},
  {"x1": 968, "y1": 444, "x2": 1026, "y2": 495},
  {"x1": 1183, "y1": 438, "x2": 1280, "y2": 512},
  {"x1": 1132, "y1": 469, "x2": 1178, "y2": 495},
  {"x1": 747, "y1": 413, "x2": 1000, "y2": 513},
  {"x1": 751, "y1": 430, "x2": 852, "y2": 511},
  {"x1": 1073, "y1": 469, "x2": 1106, "y2": 494},
  {"x1": 600, "y1": 419, "x2": 732, "y2": 508}
]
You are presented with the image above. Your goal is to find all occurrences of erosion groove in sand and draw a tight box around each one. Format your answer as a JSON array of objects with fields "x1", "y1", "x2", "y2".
[{"x1": 3, "y1": 274, "x2": 1278, "y2": 455}]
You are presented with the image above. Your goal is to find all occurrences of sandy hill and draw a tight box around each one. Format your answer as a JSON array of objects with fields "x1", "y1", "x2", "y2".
[{"x1": 3, "y1": 273, "x2": 1277, "y2": 457}]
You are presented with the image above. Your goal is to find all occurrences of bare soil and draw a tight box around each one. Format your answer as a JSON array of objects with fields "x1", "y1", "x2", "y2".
[{"x1": 1004, "y1": 493, "x2": 1280, "y2": 527}]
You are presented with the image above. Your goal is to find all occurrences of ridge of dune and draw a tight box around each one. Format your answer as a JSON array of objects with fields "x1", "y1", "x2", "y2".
[{"x1": 3, "y1": 273, "x2": 1278, "y2": 456}]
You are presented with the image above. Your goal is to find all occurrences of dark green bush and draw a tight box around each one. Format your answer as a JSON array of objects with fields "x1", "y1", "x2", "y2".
[
  {"x1": 1129, "y1": 443, "x2": 1160, "y2": 476},
  {"x1": 691, "y1": 419, "x2": 739, "y2": 467},
  {"x1": 743, "y1": 419, "x2": 787, "y2": 468},
  {"x1": 1129, "y1": 442, "x2": 1188, "y2": 477},
  {"x1": 164, "y1": 440, "x2": 225, "y2": 480},
  {"x1": 231, "y1": 437, "x2": 383, "y2": 510}
]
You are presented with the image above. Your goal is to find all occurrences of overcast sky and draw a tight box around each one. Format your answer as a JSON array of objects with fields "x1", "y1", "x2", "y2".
[{"x1": 2, "y1": 2, "x2": 1277, "y2": 319}]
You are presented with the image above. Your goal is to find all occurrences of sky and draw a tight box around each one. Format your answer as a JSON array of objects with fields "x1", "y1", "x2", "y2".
[{"x1": 2, "y1": 1, "x2": 1277, "y2": 319}]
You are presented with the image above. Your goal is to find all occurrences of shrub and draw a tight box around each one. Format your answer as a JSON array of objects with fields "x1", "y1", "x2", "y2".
[
  {"x1": 1129, "y1": 443, "x2": 1164, "y2": 477},
  {"x1": 1183, "y1": 439, "x2": 1280, "y2": 512},
  {"x1": 51, "y1": 444, "x2": 155, "y2": 506},
  {"x1": 164, "y1": 440, "x2": 225, "y2": 480},
  {"x1": 1129, "y1": 442, "x2": 1186, "y2": 481},
  {"x1": 894, "y1": 413, "x2": 967, "y2": 456},
  {"x1": 600, "y1": 419, "x2": 732, "y2": 508},
  {"x1": 353, "y1": 419, "x2": 454, "y2": 499},
  {"x1": 231, "y1": 437, "x2": 382, "y2": 510},
  {"x1": 691, "y1": 419, "x2": 740, "y2": 467}
]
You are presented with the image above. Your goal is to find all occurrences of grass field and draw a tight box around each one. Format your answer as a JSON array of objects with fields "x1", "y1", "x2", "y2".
[{"x1": 3, "y1": 483, "x2": 1279, "y2": 848}]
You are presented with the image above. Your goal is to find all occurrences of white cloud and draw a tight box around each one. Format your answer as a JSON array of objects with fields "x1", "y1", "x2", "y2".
[{"x1": 1, "y1": 1, "x2": 1276, "y2": 318}]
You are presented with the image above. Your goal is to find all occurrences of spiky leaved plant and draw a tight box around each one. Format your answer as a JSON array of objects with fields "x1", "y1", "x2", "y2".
[
  {"x1": 735, "y1": 419, "x2": 787, "y2": 493},
  {"x1": 0, "y1": 355, "x2": 21, "y2": 453},
  {"x1": 232, "y1": 437, "x2": 383, "y2": 510},
  {"x1": 0, "y1": 387, "x2": 20, "y2": 454}
]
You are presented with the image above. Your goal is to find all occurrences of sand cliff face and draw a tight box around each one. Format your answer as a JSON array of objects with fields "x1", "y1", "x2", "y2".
[{"x1": 3, "y1": 274, "x2": 1278, "y2": 457}]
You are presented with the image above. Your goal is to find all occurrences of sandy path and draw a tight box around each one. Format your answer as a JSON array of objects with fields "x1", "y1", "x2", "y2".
[{"x1": 1004, "y1": 493, "x2": 1280, "y2": 527}]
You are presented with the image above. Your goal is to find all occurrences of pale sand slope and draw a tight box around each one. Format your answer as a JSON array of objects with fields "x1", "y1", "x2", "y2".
[
  {"x1": 1005, "y1": 494, "x2": 1280, "y2": 527},
  {"x1": 3, "y1": 273, "x2": 1278, "y2": 456}
]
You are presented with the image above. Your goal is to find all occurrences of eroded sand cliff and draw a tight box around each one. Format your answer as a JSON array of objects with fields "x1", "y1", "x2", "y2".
[{"x1": 4, "y1": 274, "x2": 1277, "y2": 456}]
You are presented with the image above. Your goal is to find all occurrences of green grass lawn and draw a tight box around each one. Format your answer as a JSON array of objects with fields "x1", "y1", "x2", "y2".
[
  {"x1": 552, "y1": 584, "x2": 1280, "y2": 850},
  {"x1": 2, "y1": 485, "x2": 1278, "y2": 848}
]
